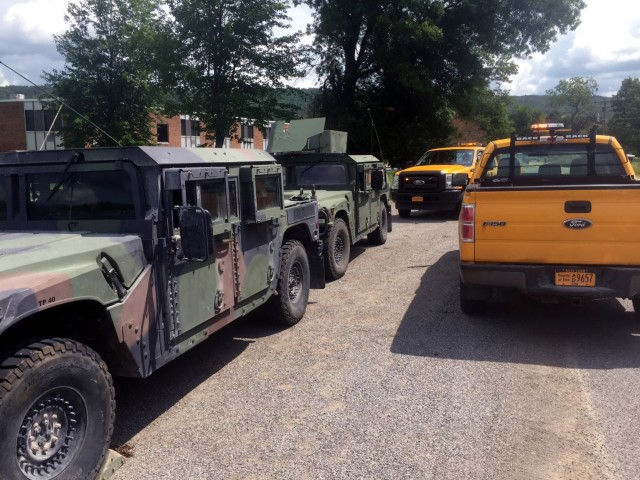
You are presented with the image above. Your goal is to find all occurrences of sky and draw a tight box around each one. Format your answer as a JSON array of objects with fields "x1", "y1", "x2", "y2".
[{"x1": 0, "y1": 0, "x2": 639, "y2": 97}]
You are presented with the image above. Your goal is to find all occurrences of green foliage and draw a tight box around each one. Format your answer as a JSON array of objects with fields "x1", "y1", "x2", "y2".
[
  {"x1": 296, "y1": 0, "x2": 585, "y2": 165},
  {"x1": 43, "y1": 0, "x2": 165, "y2": 147},
  {"x1": 610, "y1": 77, "x2": 640, "y2": 155},
  {"x1": 545, "y1": 76, "x2": 599, "y2": 132},
  {"x1": 509, "y1": 104, "x2": 545, "y2": 135},
  {"x1": 162, "y1": 0, "x2": 306, "y2": 147}
]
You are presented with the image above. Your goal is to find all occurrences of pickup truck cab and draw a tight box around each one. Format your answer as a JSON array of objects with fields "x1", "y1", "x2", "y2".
[
  {"x1": 392, "y1": 143, "x2": 483, "y2": 217},
  {"x1": 458, "y1": 124, "x2": 640, "y2": 314}
]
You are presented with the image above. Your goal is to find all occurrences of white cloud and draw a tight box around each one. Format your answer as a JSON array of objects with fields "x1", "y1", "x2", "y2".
[
  {"x1": 0, "y1": 0, "x2": 72, "y2": 85},
  {"x1": 505, "y1": 0, "x2": 640, "y2": 96},
  {"x1": 2, "y1": 0, "x2": 639, "y2": 96}
]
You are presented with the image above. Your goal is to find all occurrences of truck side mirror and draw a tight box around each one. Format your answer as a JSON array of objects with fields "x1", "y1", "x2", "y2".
[
  {"x1": 371, "y1": 169, "x2": 385, "y2": 190},
  {"x1": 452, "y1": 173, "x2": 469, "y2": 187},
  {"x1": 178, "y1": 206, "x2": 214, "y2": 262}
]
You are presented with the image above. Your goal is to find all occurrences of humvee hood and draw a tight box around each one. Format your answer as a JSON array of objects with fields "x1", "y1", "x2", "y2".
[{"x1": 0, "y1": 232, "x2": 146, "y2": 307}]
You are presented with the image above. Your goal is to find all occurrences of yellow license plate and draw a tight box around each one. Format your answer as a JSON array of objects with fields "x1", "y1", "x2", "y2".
[
  {"x1": 411, "y1": 196, "x2": 423, "y2": 202},
  {"x1": 555, "y1": 270, "x2": 596, "y2": 287}
]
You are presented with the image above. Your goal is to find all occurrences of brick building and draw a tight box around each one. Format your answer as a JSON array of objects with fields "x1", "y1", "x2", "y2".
[
  {"x1": 0, "y1": 95, "x2": 64, "y2": 152},
  {"x1": 0, "y1": 95, "x2": 271, "y2": 152}
]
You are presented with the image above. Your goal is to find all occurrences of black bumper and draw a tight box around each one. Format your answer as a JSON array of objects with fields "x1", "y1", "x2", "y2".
[
  {"x1": 393, "y1": 190, "x2": 462, "y2": 212},
  {"x1": 460, "y1": 262, "x2": 640, "y2": 300}
]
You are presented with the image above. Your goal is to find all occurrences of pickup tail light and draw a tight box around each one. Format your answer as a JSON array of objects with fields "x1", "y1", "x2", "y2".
[{"x1": 460, "y1": 204, "x2": 475, "y2": 242}]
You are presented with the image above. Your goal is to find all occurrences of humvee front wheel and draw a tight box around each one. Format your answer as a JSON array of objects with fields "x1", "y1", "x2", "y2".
[
  {"x1": 398, "y1": 209, "x2": 411, "y2": 218},
  {"x1": 367, "y1": 203, "x2": 388, "y2": 246},
  {"x1": 325, "y1": 218, "x2": 351, "y2": 280},
  {"x1": 268, "y1": 240, "x2": 310, "y2": 326},
  {"x1": 0, "y1": 338, "x2": 115, "y2": 480}
]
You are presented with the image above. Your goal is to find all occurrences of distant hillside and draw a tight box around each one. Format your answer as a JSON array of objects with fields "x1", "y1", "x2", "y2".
[
  {"x1": 0, "y1": 85, "x2": 50, "y2": 100},
  {"x1": 510, "y1": 94, "x2": 614, "y2": 121}
]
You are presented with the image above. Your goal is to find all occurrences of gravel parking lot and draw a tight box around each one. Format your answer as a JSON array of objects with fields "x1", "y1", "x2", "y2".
[{"x1": 111, "y1": 208, "x2": 640, "y2": 480}]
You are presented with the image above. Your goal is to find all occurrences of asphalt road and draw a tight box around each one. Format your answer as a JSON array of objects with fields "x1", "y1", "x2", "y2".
[{"x1": 110, "y1": 209, "x2": 640, "y2": 480}]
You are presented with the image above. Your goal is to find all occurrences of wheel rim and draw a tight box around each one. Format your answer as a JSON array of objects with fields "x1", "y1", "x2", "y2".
[
  {"x1": 333, "y1": 234, "x2": 345, "y2": 264},
  {"x1": 288, "y1": 260, "x2": 303, "y2": 303},
  {"x1": 17, "y1": 387, "x2": 87, "y2": 479}
]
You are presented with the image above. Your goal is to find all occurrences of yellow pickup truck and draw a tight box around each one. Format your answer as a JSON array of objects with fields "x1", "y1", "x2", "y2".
[
  {"x1": 458, "y1": 124, "x2": 640, "y2": 314},
  {"x1": 391, "y1": 143, "x2": 484, "y2": 217}
]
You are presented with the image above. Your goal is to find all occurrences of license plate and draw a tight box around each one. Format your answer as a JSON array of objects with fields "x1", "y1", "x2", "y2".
[
  {"x1": 555, "y1": 269, "x2": 596, "y2": 287},
  {"x1": 411, "y1": 196, "x2": 423, "y2": 202}
]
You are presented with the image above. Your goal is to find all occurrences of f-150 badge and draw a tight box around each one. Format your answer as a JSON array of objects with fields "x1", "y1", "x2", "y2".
[{"x1": 563, "y1": 219, "x2": 592, "y2": 229}]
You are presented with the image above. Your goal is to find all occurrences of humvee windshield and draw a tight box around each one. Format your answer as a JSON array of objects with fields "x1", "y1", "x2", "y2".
[
  {"x1": 26, "y1": 170, "x2": 136, "y2": 220},
  {"x1": 288, "y1": 163, "x2": 348, "y2": 187}
]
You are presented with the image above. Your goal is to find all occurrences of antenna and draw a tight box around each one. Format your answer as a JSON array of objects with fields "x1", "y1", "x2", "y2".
[
  {"x1": 367, "y1": 107, "x2": 385, "y2": 162},
  {"x1": 0, "y1": 59, "x2": 122, "y2": 146}
]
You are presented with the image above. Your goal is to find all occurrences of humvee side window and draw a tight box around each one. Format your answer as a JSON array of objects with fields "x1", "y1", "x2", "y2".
[
  {"x1": 0, "y1": 178, "x2": 6, "y2": 220},
  {"x1": 27, "y1": 170, "x2": 136, "y2": 220},
  {"x1": 228, "y1": 179, "x2": 238, "y2": 217},
  {"x1": 186, "y1": 180, "x2": 228, "y2": 221},
  {"x1": 255, "y1": 175, "x2": 281, "y2": 210},
  {"x1": 201, "y1": 182, "x2": 227, "y2": 220}
]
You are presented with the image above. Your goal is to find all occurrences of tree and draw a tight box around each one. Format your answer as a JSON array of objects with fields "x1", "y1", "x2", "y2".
[
  {"x1": 44, "y1": 0, "x2": 165, "y2": 147},
  {"x1": 163, "y1": 0, "x2": 305, "y2": 147},
  {"x1": 296, "y1": 0, "x2": 585, "y2": 164},
  {"x1": 610, "y1": 78, "x2": 640, "y2": 155},
  {"x1": 509, "y1": 104, "x2": 544, "y2": 135},
  {"x1": 545, "y1": 76, "x2": 598, "y2": 132}
]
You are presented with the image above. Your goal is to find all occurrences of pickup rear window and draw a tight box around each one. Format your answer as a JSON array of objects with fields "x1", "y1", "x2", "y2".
[{"x1": 480, "y1": 144, "x2": 628, "y2": 185}]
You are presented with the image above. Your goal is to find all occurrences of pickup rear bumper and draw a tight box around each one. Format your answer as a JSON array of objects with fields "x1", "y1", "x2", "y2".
[
  {"x1": 393, "y1": 190, "x2": 462, "y2": 212},
  {"x1": 460, "y1": 263, "x2": 640, "y2": 300}
]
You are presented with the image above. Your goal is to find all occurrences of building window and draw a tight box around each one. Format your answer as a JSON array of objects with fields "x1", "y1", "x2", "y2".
[
  {"x1": 240, "y1": 123, "x2": 254, "y2": 149},
  {"x1": 157, "y1": 124, "x2": 169, "y2": 143},
  {"x1": 25, "y1": 110, "x2": 63, "y2": 132}
]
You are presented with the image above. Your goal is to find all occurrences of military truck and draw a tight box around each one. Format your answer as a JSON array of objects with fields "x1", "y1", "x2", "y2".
[
  {"x1": 0, "y1": 146, "x2": 324, "y2": 480},
  {"x1": 268, "y1": 118, "x2": 392, "y2": 280}
]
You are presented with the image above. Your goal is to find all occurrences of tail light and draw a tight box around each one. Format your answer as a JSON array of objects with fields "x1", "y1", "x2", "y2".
[{"x1": 460, "y1": 204, "x2": 475, "y2": 242}]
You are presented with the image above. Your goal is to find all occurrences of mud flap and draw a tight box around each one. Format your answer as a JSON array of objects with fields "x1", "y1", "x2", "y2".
[
  {"x1": 386, "y1": 202, "x2": 393, "y2": 232},
  {"x1": 308, "y1": 240, "x2": 326, "y2": 289}
]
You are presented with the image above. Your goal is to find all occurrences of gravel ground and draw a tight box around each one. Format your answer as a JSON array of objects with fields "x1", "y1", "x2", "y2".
[{"x1": 110, "y1": 208, "x2": 640, "y2": 480}]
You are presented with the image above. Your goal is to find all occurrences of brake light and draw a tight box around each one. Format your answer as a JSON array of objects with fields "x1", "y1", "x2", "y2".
[{"x1": 460, "y1": 204, "x2": 475, "y2": 242}]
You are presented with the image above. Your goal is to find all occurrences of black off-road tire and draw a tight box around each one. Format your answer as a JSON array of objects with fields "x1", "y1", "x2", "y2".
[
  {"x1": 460, "y1": 280, "x2": 488, "y2": 315},
  {"x1": 325, "y1": 218, "x2": 351, "y2": 280},
  {"x1": 267, "y1": 240, "x2": 310, "y2": 326},
  {"x1": 367, "y1": 203, "x2": 388, "y2": 246},
  {"x1": 398, "y1": 209, "x2": 411, "y2": 218},
  {"x1": 0, "y1": 338, "x2": 115, "y2": 480}
]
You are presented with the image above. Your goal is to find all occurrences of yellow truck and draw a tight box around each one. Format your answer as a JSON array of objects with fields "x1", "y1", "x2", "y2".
[
  {"x1": 458, "y1": 124, "x2": 640, "y2": 314},
  {"x1": 391, "y1": 143, "x2": 484, "y2": 217}
]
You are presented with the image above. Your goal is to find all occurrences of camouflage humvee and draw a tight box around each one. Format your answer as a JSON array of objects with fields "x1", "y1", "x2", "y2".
[
  {"x1": 0, "y1": 146, "x2": 324, "y2": 480},
  {"x1": 268, "y1": 118, "x2": 392, "y2": 280}
]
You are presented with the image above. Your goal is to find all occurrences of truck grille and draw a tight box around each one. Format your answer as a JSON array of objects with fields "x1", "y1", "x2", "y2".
[{"x1": 399, "y1": 173, "x2": 442, "y2": 192}]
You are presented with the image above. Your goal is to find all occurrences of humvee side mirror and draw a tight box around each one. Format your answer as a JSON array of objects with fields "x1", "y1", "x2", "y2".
[
  {"x1": 371, "y1": 169, "x2": 385, "y2": 190},
  {"x1": 178, "y1": 206, "x2": 214, "y2": 262},
  {"x1": 452, "y1": 173, "x2": 470, "y2": 187}
]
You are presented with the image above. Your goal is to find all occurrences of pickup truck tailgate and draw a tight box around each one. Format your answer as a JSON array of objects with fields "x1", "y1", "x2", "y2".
[{"x1": 473, "y1": 187, "x2": 640, "y2": 265}]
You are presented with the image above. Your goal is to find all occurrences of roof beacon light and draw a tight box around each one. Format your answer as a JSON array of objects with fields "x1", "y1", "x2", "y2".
[{"x1": 531, "y1": 123, "x2": 564, "y2": 131}]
